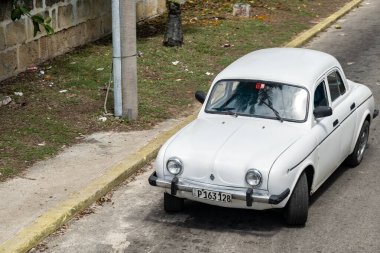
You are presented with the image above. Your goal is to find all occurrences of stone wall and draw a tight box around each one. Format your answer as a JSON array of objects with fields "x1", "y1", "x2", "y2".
[{"x1": 0, "y1": 0, "x2": 166, "y2": 81}]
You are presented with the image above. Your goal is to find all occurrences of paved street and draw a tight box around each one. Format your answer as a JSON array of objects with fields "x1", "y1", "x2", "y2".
[{"x1": 41, "y1": 1, "x2": 380, "y2": 252}]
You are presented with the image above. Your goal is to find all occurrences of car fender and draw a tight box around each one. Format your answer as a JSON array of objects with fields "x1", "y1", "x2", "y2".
[
  {"x1": 349, "y1": 98, "x2": 374, "y2": 153},
  {"x1": 346, "y1": 82, "x2": 374, "y2": 150},
  {"x1": 155, "y1": 120, "x2": 196, "y2": 179},
  {"x1": 267, "y1": 132, "x2": 317, "y2": 207},
  {"x1": 269, "y1": 158, "x2": 315, "y2": 209}
]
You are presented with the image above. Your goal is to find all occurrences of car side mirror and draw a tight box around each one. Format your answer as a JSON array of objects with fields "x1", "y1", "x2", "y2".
[
  {"x1": 314, "y1": 106, "x2": 333, "y2": 118},
  {"x1": 195, "y1": 91, "x2": 206, "y2": 104}
]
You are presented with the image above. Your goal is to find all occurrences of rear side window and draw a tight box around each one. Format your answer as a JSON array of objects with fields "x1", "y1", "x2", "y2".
[{"x1": 327, "y1": 71, "x2": 346, "y2": 101}]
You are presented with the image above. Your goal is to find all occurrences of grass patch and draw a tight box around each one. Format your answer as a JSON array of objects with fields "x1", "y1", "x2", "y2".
[
  {"x1": 0, "y1": 0, "x2": 351, "y2": 181},
  {"x1": 0, "y1": 167, "x2": 17, "y2": 178}
]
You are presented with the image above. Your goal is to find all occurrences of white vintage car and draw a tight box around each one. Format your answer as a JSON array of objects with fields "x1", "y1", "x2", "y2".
[{"x1": 148, "y1": 48, "x2": 378, "y2": 225}]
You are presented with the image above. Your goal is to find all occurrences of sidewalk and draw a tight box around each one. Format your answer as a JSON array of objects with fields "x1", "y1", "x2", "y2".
[{"x1": 0, "y1": 117, "x2": 184, "y2": 244}]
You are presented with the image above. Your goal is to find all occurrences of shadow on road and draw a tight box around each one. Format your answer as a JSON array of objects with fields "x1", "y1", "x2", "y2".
[
  {"x1": 184, "y1": 202, "x2": 284, "y2": 235},
  {"x1": 146, "y1": 200, "x2": 285, "y2": 236},
  {"x1": 309, "y1": 163, "x2": 351, "y2": 206}
]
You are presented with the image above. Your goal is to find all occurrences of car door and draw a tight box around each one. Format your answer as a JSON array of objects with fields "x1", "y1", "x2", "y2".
[
  {"x1": 312, "y1": 79, "x2": 342, "y2": 186},
  {"x1": 326, "y1": 69, "x2": 357, "y2": 161}
]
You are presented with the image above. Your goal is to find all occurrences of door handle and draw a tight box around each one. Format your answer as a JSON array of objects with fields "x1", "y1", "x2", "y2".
[
  {"x1": 333, "y1": 119, "x2": 339, "y2": 127},
  {"x1": 350, "y1": 102, "x2": 356, "y2": 110}
]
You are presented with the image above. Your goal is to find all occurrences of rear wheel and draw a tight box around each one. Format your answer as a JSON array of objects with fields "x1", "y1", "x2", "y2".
[
  {"x1": 345, "y1": 120, "x2": 369, "y2": 167},
  {"x1": 164, "y1": 193, "x2": 184, "y2": 212},
  {"x1": 284, "y1": 172, "x2": 309, "y2": 226}
]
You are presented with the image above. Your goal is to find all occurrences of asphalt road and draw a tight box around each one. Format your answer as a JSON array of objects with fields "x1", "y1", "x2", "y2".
[{"x1": 41, "y1": 1, "x2": 380, "y2": 252}]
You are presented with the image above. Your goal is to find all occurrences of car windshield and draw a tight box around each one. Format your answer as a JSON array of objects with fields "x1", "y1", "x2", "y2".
[{"x1": 205, "y1": 80, "x2": 309, "y2": 122}]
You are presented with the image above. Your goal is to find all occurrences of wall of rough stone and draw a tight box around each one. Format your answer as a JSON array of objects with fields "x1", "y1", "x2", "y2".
[{"x1": 0, "y1": 0, "x2": 166, "y2": 81}]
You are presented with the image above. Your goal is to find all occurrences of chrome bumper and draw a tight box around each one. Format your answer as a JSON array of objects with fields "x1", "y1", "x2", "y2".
[{"x1": 148, "y1": 172, "x2": 290, "y2": 207}]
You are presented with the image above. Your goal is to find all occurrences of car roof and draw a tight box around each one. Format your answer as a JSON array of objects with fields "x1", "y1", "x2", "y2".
[{"x1": 213, "y1": 48, "x2": 341, "y2": 89}]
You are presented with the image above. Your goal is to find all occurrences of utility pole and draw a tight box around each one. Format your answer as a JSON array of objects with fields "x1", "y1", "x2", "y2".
[
  {"x1": 112, "y1": 0, "x2": 122, "y2": 117},
  {"x1": 119, "y1": 0, "x2": 138, "y2": 120}
]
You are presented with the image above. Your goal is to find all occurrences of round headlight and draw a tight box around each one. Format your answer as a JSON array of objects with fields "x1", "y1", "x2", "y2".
[
  {"x1": 245, "y1": 169, "x2": 262, "y2": 187},
  {"x1": 166, "y1": 158, "x2": 183, "y2": 175}
]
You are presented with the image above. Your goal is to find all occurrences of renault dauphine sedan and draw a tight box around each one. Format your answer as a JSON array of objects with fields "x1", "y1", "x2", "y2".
[{"x1": 148, "y1": 48, "x2": 378, "y2": 225}]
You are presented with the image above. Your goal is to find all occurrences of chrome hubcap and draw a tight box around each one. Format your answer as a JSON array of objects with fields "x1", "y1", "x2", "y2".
[{"x1": 357, "y1": 127, "x2": 368, "y2": 162}]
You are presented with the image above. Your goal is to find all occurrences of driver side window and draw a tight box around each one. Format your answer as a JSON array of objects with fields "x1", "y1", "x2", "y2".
[{"x1": 314, "y1": 81, "x2": 328, "y2": 108}]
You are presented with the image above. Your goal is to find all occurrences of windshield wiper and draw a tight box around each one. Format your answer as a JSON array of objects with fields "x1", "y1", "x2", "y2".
[
  {"x1": 212, "y1": 107, "x2": 238, "y2": 117},
  {"x1": 260, "y1": 100, "x2": 283, "y2": 122}
]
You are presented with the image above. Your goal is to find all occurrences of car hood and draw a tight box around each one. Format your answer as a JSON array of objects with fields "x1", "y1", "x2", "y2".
[{"x1": 164, "y1": 116, "x2": 305, "y2": 189}]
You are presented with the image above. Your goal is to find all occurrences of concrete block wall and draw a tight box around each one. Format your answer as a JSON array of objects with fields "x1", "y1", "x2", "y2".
[
  {"x1": 136, "y1": 0, "x2": 166, "y2": 22},
  {"x1": 0, "y1": 0, "x2": 166, "y2": 82}
]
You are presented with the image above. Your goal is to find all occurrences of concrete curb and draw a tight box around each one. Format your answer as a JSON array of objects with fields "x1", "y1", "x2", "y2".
[
  {"x1": 0, "y1": 0, "x2": 363, "y2": 252},
  {"x1": 285, "y1": 0, "x2": 363, "y2": 48}
]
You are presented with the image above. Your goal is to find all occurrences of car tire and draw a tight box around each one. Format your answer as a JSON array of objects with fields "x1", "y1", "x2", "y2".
[
  {"x1": 164, "y1": 193, "x2": 184, "y2": 212},
  {"x1": 284, "y1": 172, "x2": 309, "y2": 226},
  {"x1": 345, "y1": 120, "x2": 370, "y2": 167}
]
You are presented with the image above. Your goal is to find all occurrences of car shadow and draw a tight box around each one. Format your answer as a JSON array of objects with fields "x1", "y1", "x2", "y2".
[
  {"x1": 309, "y1": 163, "x2": 351, "y2": 206},
  {"x1": 146, "y1": 199, "x2": 285, "y2": 235},
  {"x1": 184, "y1": 201, "x2": 284, "y2": 235}
]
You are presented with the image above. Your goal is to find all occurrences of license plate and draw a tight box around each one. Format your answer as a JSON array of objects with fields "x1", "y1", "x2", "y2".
[{"x1": 192, "y1": 188, "x2": 232, "y2": 203}]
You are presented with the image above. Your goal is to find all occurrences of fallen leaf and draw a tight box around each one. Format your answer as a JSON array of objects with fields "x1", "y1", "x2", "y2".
[
  {"x1": 190, "y1": 17, "x2": 198, "y2": 23},
  {"x1": 27, "y1": 66, "x2": 38, "y2": 72},
  {"x1": 98, "y1": 116, "x2": 107, "y2": 122},
  {"x1": 0, "y1": 96, "x2": 12, "y2": 106}
]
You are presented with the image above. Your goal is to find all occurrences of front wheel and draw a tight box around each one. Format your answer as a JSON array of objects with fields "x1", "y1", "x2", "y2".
[
  {"x1": 345, "y1": 120, "x2": 369, "y2": 167},
  {"x1": 284, "y1": 172, "x2": 309, "y2": 226}
]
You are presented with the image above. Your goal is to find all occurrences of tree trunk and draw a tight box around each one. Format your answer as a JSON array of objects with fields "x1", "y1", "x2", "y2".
[{"x1": 163, "y1": 1, "x2": 183, "y2": 47}]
